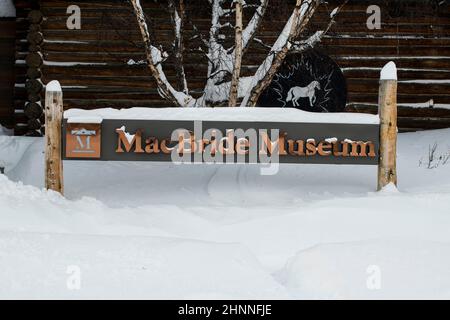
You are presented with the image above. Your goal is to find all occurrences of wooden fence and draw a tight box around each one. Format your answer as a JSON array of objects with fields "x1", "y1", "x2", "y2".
[{"x1": 12, "y1": 0, "x2": 450, "y2": 135}]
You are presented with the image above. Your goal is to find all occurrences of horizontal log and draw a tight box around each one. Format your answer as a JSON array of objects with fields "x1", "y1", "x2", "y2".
[
  {"x1": 28, "y1": 10, "x2": 43, "y2": 24},
  {"x1": 63, "y1": 99, "x2": 174, "y2": 109},
  {"x1": 342, "y1": 69, "x2": 450, "y2": 80},
  {"x1": 27, "y1": 31, "x2": 43, "y2": 45},
  {"x1": 398, "y1": 117, "x2": 450, "y2": 129},
  {"x1": 27, "y1": 67, "x2": 42, "y2": 79},
  {"x1": 27, "y1": 92, "x2": 41, "y2": 102},
  {"x1": 29, "y1": 24, "x2": 41, "y2": 33},
  {"x1": 40, "y1": 39, "x2": 450, "y2": 57},
  {"x1": 25, "y1": 78, "x2": 43, "y2": 94},
  {"x1": 347, "y1": 93, "x2": 450, "y2": 105},
  {"x1": 26, "y1": 52, "x2": 43, "y2": 67},
  {"x1": 40, "y1": 17, "x2": 450, "y2": 37},
  {"x1": 39, "y1": 0, "x2": 450, "y2": 20},
  {"x1": 27, "y1": 118, "x2": 41, "y2": 130},
  {"x1": 346, "y1": 104, "x2": 450, "y2": 117},
  {"x1": 24, "y1": 101, "x2": 43, "y2": 119}
]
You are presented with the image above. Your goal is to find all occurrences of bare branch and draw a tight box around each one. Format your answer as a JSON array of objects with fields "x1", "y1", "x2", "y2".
[
  {"x1": 168, "y1": 0, "x2": 189, "y2": 94},
  {"x1": 292, "y1": 1, "x2": 348, "y2": 52},
  {"x1": 207, "y1": 0, "x2": 227, "y2": 79},
  {"x1": 253, "y1": 37, "x2": 272, "y2": 50},
  {"x1": 241, "y1": 0, "x2": 321, "y2": 107},
  {"x1": 130, "y1": 0, "x2": 195, "y2": 107},
  {"x1": 241, "y1": 0, "x2": 269, "y2": 51}
]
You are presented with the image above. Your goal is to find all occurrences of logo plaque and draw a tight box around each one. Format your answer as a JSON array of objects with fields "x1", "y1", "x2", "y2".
[{"x1": 66, "y1": 123, "x2": 101, "y2": 159}]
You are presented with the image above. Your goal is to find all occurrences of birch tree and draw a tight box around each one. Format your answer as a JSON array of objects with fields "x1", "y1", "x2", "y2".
[
  {"x1": 228, "y1": 0, "x2": 243, "y2": 107},
  {"x1": 130, "y1": 0, "x2": 346, "y2": 107}
]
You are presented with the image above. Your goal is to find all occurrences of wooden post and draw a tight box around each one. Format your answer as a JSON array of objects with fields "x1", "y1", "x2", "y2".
[
  {"x1": 377, "y1": 62, "x2": 398, "y2": 191},
  {"x1": 45, "y1": 80, "x2": 64, "y2": 194}
]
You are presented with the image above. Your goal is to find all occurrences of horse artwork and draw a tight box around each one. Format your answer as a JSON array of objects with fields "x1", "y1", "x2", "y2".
[
  {"x1": 285, "y1": 81, "x2": 321, "y2": 107},
  {"x1": 258, "y1": 49, "x2": 347, "y2": 112}
]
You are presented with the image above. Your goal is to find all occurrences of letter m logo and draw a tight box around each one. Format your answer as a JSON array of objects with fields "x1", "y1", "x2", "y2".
[{"x1": 66, "y1": 123, "x2": 102, "y2": 159}]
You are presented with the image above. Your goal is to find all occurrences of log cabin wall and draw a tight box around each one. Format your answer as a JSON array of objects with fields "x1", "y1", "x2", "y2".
[
  {"x1": 0, "y1": 16, "x2": 16, "y2": 128},
  {"x1": 14, "y1": 0, "x2": 41, "y2": 135},
  {"x1": 12, "y1": 0, "x2": 450, "y2": 135}
]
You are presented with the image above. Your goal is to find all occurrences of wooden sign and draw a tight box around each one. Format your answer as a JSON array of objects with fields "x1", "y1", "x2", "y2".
[
  {"x1": 258, "y1": 49, "x2": 347, "y2": 112},
  {"x1": 50, "y1": 63, "x2": 397, "y2": 194},
  {"x1": 63, "y1": 119, "x2": 379, "y2": 165}
]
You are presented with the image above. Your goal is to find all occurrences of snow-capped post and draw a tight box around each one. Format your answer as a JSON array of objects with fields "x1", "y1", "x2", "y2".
[
  {"x1": 378, "y1": 61, "x2": 398, "y2": 191},
  {"x1": 44, "y1": 80, "x2": 64, "y2": 194},
  {"x1": 229, "y1": 0, "x2": 243, "y2": 107}
]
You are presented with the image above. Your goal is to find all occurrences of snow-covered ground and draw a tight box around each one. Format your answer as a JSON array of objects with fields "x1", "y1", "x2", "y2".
[{"x1": 0, "y1": 127, "x2": 449, "y2": 299}]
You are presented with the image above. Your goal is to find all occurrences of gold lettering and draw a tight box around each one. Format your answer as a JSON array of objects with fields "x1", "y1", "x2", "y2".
[
  {"x1": 145, "y1": 137, "x2": 160, "y2": 154},
  {"x1": 259, "y1": 132, "x2": 287, "y2": 155},
  {"x1": 333, "y1": 141, "x2": 349, "y2": 157},
  {"x1": 218, "y1": 130, "x2": 235, "y2": 155},
  {"x1": 161, "y1": 139, "x2": 175, "y2": 154},
  {"x1": 236, "y1": 138, "x2": 249, "y2": 155},
  {"x1": 306, "y1": 140, "x2": 317, "y2": 156},
  {"x1": 350, "y1": 141, "x2": 376, "y2": 157},
  {"x1": 317, "y1": 141, "x2": 332, "y2": 156},
  {"x1": 287, "y1": 139, "x2": 305, "y2": 156},
  {"x1": 115, "y1": 129, "x2": 144, "y2": 153},
  {"x1": 177, "y1": 132, "x2": 195, "y2": 154}
]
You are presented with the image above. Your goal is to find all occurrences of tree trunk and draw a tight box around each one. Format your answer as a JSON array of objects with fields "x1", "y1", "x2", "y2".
[
  {"x1": 130, "y1": 0, "x2": 183, "y2": 107},
  {"x1": 170, "y1": 0, "x2": 188, "y2": 94},
  {"x1": 229, "y1": 0, "x2": 243, "y2": 107},
  {"x1": 245, "y1": 0, "x2": 319, "y2": 107}
]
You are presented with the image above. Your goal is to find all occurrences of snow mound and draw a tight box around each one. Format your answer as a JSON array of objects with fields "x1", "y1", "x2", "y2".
[
  {"x1": 0, "y1": 0, "x2": 15, "y2": 17},
  {"x1": 0, "y1": 136, "x2": 38, "y2": 173},
  {"x1": 279, "y1": 240, "x2": 450, "y2": 299},
  {"x1": 0, "y1": 231, "x2": 289, "y2": 299},
  {"x1": 0, "y1": 175, "x2": 289, "y2": 299},
  {"x1": 378, "y1": 182, "x2": 399, "y2": 194},
  {"x1": 0, "y1": 125, "x2": 13, "y2": 136},
  {"x1": 1, "y1": 128, "x2": 450, "y2": 299}
]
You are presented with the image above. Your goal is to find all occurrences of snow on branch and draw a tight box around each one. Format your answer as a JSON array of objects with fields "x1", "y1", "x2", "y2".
[
  {"x1": 241, "y1": 0, "x2": 269, "y2": 51},
  {"x1": 168, "y1": 0, "x2": 189, "y2": 94},
  {"x1": 292, "y1": 1, "x2": 348, "y2": 52}
]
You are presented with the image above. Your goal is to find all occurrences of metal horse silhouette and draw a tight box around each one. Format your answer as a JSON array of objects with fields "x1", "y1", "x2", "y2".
[{"x1": 285, "y1": 81, "x2": 321, "y2": 107}]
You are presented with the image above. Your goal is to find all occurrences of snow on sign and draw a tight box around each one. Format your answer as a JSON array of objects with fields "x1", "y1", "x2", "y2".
[{"x1": 62, "y1": 108, "x2": 379, "y2": 165}]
